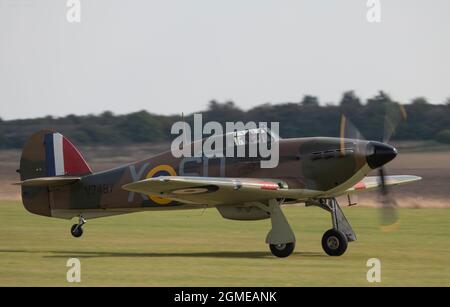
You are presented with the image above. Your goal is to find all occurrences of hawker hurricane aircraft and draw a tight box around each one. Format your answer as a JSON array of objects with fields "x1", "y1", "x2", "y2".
[{"x1": 15, "y1": 121, "x2": 420, "y2": 257}]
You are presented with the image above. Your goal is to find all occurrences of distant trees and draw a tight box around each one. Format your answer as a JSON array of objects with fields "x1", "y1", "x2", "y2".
[
  {"x1": 340, "y1": 91, "x2": 362, "y2": 110},
  {"x1": 301, "y1": 95, "x2": 320, "y2": 107},
  {"x1": 411, "y1": 97, "x2": 429, "y2": 105},
  {"x1": 435, "y1": 130, "x2": 450, "y2": 144},
  {"x1": 204, "y1": 100, "x2": 245, "y2": 123},
  {"x1": 117, "y1": 110, "x2": 164, "y2": 143},
  {"x1": 0, "y1": 91, "x2": 449, "y2": 149}
]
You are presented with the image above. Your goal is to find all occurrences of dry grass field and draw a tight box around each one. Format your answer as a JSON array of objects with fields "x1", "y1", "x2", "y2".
[{"x1": 1, "y1": 202, "x2": 449, "y2": 286}]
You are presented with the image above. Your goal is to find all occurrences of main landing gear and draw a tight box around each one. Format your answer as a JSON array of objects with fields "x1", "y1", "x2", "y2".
[
  {"x1": 70, "y1": 215, "x2": 86, "y2": 238},
  {"x1": 322, "y1": 229, "x2": 348, "y2": 256},
  {"x1": 256, "y1": 199, "x2": 296, "y2": 258},
  {"x1": 315, "y1": 198, "x2": 357, "y2": 256},
  {"x1": 258, "y1": 197, "x2": 357, "y2": 258}
]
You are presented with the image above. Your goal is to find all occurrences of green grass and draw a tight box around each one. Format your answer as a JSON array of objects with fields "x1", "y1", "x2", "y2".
[{"x1": 0, "y1": 201, "x2": 449, "y2": 286}]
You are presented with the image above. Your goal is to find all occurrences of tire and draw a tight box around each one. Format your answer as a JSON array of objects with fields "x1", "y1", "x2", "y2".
[
  {"x1": 321, "y1": 229, "x2": 348, "y2": 256},
  {"x1": 71, "y1": 224, "x2": 83, "y2": 238},
  {"x1": 269, "y1": 242, "x2": 295, "y2": 258}
]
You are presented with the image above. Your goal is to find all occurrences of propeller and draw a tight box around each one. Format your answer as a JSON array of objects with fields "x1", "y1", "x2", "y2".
[
  {"x1": 377, "y1": 102, "x2": 407, "y2": 231},
  {"x1": 340, "y1": 102, "x2": 407, "y2": 231}
]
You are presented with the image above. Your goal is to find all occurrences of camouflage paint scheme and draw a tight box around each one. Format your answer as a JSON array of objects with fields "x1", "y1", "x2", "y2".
[{"x1": 18, "y1": 130, "x2": 391, "y2": 220}]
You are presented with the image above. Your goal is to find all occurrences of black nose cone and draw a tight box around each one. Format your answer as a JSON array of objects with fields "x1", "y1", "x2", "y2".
[{"x1": 366, "y1": 141, "x2": 398, "y2": 169}]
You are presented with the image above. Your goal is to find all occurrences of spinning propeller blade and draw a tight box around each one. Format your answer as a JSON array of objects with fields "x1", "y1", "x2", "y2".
[
  {"x1": 378, "y1": 167, "x2": 400, "y2": 231},
  {"x1": 378, "y1": 102, "x2": 407, "y2": 231},
  {"x1": 340, "y1": 102, "x2": 407, "y2": 231},
  {"x1": 340, "y1": 114, "x2": 365, "y2": 155}
]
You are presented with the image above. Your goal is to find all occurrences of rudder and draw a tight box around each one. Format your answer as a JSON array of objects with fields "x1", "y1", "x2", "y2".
[
  {"x1": 19, "y1": 130, "x2": 92, "y2": 217},
  {"x1": 42, "y1": 132, "x2": 92, "y2": 177}
]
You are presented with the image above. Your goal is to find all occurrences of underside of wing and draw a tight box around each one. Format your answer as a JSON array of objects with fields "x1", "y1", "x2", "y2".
[
  {"x1": 122, "y1": 176, "x2": 321, "y2": 205},
  {"x1": 341, "y1": 175, "x2": 422, "y2": 196}
]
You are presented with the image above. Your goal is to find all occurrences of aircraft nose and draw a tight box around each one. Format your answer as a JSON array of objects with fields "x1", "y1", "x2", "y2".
[{"x1": 366, "y1": 141, "x2": 398, "y2": 169}]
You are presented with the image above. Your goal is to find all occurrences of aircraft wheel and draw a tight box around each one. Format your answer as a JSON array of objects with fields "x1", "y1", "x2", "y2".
[
  {"x1": 269, "y1": 242, "x2": 295, "y2": 258},
  {"x1": 322, "y1": 229, "x2": 348, "y2": 256},
  {"x1": 71, "y1": 224, "x2": 83, "y2": 238}
]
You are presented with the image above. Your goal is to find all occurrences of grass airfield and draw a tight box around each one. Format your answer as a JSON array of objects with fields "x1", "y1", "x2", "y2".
[{"x1": 0, "y1": 201, "x2": 449, "y2": 286}]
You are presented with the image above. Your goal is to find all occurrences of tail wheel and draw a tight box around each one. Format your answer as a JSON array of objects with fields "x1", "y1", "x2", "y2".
[
  {"x1": 269, "y1": 242, "x2": 295, "y2": 258},
  {"x1": 321, "y1": 229, "x2": 348, "y2": 256},
  {"x1": 70, "y1": 224, "x2": 83, "y2": 238}
]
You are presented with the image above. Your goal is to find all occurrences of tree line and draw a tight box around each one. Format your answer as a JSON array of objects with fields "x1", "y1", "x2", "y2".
[{"x1": 1, "y1": 91, "x2": 449, "y2": 149}]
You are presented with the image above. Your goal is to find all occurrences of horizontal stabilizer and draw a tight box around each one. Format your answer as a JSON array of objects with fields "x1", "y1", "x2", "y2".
[{"x1": 13, "y1": 176, "x2": 80, "y2": 187}]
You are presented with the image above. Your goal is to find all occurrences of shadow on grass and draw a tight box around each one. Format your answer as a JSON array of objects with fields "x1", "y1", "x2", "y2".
[{"x1": 0, "y1": 249, "x2": 325, "y2": 259}]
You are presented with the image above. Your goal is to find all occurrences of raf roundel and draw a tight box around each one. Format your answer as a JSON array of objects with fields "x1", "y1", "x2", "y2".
[{"x1": 145, "y1": 165, "x2": 177, "y2": 205}]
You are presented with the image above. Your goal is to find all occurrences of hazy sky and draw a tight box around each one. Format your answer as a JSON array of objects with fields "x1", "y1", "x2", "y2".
[{"x1": 0, "y1": 0, "x2": 449, "y2": 119}]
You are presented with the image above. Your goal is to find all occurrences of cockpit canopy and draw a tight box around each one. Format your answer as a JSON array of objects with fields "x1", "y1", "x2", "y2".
[{"x1": 229, "y1": 127, "x2": 280, "y2": 146}]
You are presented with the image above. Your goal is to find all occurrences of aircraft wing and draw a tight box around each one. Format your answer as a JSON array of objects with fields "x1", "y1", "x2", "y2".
[
  {"x1": 341, "y1": 175, "x2": 422, "y2": 196},
  {"x1": 122, "y1": 176, "x2": 321, "y2": 205}
]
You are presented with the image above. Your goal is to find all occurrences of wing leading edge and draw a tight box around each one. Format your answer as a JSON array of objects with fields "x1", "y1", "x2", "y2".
[
  {"x1": 122, "y1": 175, "x2": 421, "y2": 206},
  {"x1": 341, "y1": 175, "x2": 422, "y2": 196},
  {"x1": 122, "y1": 176, "x2": 321, "y2": 205}
]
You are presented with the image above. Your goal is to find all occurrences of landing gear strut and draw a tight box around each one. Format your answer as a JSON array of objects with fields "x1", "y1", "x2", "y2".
[
  {"x1": 70, "y1": 215, "x2": 86, "y2": 238},
  {"x1": 256, "y1": 199, "x2": 296, "y2": 258},
  {"x1": 318, "y1": 198, "x2": 356, "y2": 256}
]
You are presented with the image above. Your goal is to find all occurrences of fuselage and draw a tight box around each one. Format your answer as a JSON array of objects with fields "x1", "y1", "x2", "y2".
[{"x1": 45, "y1": 136, "x2": 392, "y2": 219}]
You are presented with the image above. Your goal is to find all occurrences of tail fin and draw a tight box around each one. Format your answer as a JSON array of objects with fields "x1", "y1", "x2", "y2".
[
  {"x1": 20, "y1": 130, "x2": 92, "y2": 180},
  {"x1": 18, "y1": 130, "x2": 91, "y2": 217},
  {"x1": 43, "y1": 132, "x2": 91, "y2": 177}
]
